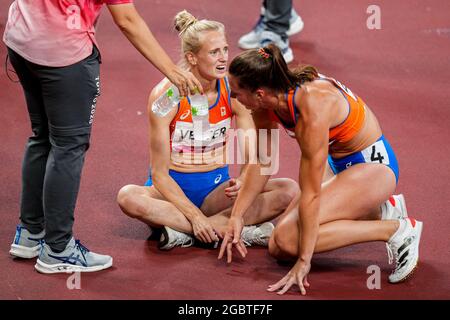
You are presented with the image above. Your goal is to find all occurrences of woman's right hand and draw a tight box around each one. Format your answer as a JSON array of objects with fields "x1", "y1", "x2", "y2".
[
  {"x1": 267, "y1": 259, "x2": 311, "y2": 295},
  {"x1": 166, "y1": 66, "x2": 203, "y2": 97},
  {"x1": 191, "y1": 215, "x2": 219, "y2": 243},
  {"x1": 218, "y1": 216, "x2": 247, "y2": 263}
]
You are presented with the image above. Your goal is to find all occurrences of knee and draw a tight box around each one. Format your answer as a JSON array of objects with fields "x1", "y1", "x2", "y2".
[
  {"x1": 275, "y1": 179, "x2": 299, "y2": 209},
  {"x1": 268, "y1": 233, "x2": 280, "y2": 258},
  {"x1": 268, "y1": 224, "x2": 296, "y2": 260},
  {"x1": 117, "y1": 184, "x2": 142, "y2": 218},
  {"x1": 50, "y1": 130, "x2": 91, "y2": 152},
  {"x1": 283, "y1": 178, "x2": 300, "y2": 200}
]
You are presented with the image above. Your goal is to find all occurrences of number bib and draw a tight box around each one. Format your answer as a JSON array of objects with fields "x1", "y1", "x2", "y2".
[
  {"x1": 327, "y1": 135, "x2": 399, "y2": 183},
  {"x1": 361, "y1": 140, "x2": 390, "y2": 165}
]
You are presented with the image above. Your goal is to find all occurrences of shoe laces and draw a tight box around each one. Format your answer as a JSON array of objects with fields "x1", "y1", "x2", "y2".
[
  {"x1": 75, "y1": 240, "x2": 90, "y2": 260},
  {"x1": 253, "y1": 16, "x2": 265, "y2": 33},
  {"x1": 386, "y1": 242, "x2": 404, "y2": 272},
  {"x1": 386, "y1": 243, "x2": 395, "y2": 265}
]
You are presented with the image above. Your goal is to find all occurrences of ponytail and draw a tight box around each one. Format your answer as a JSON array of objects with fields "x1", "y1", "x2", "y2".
[{"x1": 229, "y1": 44, "x2": 318, "y2": 92}]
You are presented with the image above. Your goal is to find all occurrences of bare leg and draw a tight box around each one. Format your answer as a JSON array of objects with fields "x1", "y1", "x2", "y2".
[
  {"x1": 200, "y1": 178, "x2": 299, "y2": 233},
  {"x1": 269, "y1": 218, "x2": 399, "y2": 260},
  {"x1": 117, "y1": 177, "x2": 298, "y2": 236},
  {"x1": 117, "y1": 185, "x2": 195, "y2": 233},
  {"x1": 269, "y1": 163, "x2": 398, "y2": 259}
]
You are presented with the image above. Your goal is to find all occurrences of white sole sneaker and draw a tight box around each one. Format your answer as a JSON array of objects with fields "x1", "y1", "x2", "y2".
[
  {"x1": 10, "y1": 243, "x2": 41, "y2": 259},
  {"x1": 34, "y1": 257, "x2": 113, "y2": 274},
  {"x1": 388, "y1": 219, "x2": 423, "y2": 283},
  {"x1": 382, "y1": 194, "x2": 408, "y2": 220},
  {"x1": 283, "y1": 47, "x2": 294, "y2": 64},
  {"x1": 396, "y1": 194, "x2": 408, "y2": 218},
  {"x1": 238, "y1": 30, "x2": 260, "y2": 49},
  {"x1": 287, "y1": 16, "x2": 304, "y2": 36}
]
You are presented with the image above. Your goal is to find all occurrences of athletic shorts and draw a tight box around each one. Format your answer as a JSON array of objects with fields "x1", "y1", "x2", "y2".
[
  {"x1": 328, "y1": 135, "x2": 399, "y2": 184},
  {"x1": 144, "y1": 166, "x2": 230, "y2": 208}
]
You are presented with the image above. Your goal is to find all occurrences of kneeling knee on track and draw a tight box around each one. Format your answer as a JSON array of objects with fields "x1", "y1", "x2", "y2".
[{"x1": 270, "y1": 226, "x2": 296, "y2": 259}]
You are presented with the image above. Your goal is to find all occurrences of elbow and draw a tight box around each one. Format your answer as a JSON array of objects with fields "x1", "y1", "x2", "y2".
[
  {"x1": 115, "y1": 18, "x2": 132, "y2": 33},
  {"x1": 150, "y1": 170, "x2": 167, "y2": 188},
  {"x1": 114, "y1": 14, "x2": 137, "y2": 33}
]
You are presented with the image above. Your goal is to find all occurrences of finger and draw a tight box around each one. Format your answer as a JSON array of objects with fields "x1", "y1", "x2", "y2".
[
  {"x1": 209, "y1": 229, "x2": 219, "y2": 242},
  {"x1": 277, "y1": 279, "x2": 295, "y2": 295},
  {"x1": 225, "y1": 186, "x2": 238, "y2": 193},
  {"x1": 304, "y1": 276, "x2": 310, "y2": 288},
  {"x1": 218, "y1": 235, "x2": 229, "y2": 259},
  {"x1": 232, "y1": 226, "x2": 241, "y2": 244},
  {"x1": 186, "y1": 80, "x2": 197, "y2": 95},
  {"x1": 176, "y1": 80, "x2": 187, "y2": 97},
  {"x1": 225, "y1": 192, "x2": 237, "y2": 199},
  {"x1": 190, "y1": 77, "x2": 204, "y2": 94},
  {"x1": 203, "y1": 230, "x2": 213, "y2": 243},
  {"x1": 196, "y1": 231, "x2": 207, "y2": 243},
  {"x1": 239, "y1": 240, "x2": 248, "y2": 255},
  {"x1": 297, "y1": 275, "x2": 306, "y2": 295},
  {"x1": 215, "y1": 228, "x2": 224, "y2": 239},
  {"x1": 267, "y1": 275, "x2": 289, "y2": 292},
  {"x1": 225, "y1": 185, "x2": 237, "y2": 192},
  {"x1": 226, "y1": 241, "x2": 233, "y2": 263},
  {"x1": 236, "y1": 241, "x2": 247, "y2": 258},
  {"x1": 207, "y1": 227, "x2": 219, "y2": 242}
]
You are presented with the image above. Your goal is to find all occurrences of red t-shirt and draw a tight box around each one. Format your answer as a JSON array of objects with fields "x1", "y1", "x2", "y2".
[{"x1": 3, "y1": 0, "x2": 133, "y2": 67}]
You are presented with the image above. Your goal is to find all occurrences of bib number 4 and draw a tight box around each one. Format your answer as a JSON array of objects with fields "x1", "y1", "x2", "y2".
[{"x1": 362, "y1": 140, "x2": 390, "y2": 165}]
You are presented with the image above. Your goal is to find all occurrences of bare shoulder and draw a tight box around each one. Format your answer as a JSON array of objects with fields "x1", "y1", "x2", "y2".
[
  {"x1": 301, "y1": 82, "x2": 339, "y2": 108},
  {"x1": 296, "y1": 82, "x2": 340, "y2": 121}
]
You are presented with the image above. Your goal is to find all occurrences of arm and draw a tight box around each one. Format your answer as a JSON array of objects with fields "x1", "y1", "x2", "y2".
[
  {"x1": 218, "y1": 104, "x2": 278, "y2": 262},
  {"x1": 296, "y1": 106, "x2": 329, "y2": 265},
  {"x1": 268, "y1": 90, "x2": 333, "y2": 295},
  {"x1": 148, "y1": 84, "x2": 218, "y2": 243},
  {"x1": 107, "y1": 3, "x2": 202, "y2": 96},
  {"x1": 230, "y1": 103, "x2": 273, "y2": 218}
]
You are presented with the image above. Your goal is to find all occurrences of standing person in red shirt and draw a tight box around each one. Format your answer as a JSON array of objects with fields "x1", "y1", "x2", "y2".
[{"x1": 4, "y1": 0, "x2": 202, "y2": 274}]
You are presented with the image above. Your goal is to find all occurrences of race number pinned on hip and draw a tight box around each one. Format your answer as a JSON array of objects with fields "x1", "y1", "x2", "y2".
[{"x1": 361, "y1": 140, "x2": 390, "y2": 165}]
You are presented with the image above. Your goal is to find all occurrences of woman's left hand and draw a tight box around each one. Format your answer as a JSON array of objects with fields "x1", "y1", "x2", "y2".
[
  {"x1": 224, "y1": 178, "x2": 241, "y2": 200},
  {"x1": 267, "y1": 259, "x2": 311, "y2": 295}
]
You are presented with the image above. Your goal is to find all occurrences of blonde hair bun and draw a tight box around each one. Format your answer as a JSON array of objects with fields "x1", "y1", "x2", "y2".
[{"x1": 174, "y1": 10, "x2": 197, "y2": 35}]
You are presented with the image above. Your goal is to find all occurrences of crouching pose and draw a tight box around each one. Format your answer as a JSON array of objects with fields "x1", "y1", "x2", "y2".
[{"x1": 219, "y1": 44, "x2": 423, "y2": 295}]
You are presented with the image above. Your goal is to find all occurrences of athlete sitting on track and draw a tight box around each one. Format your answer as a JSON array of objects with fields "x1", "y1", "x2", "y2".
[{"x1": 117, "y1": 12, "x2": 298, "y2": 250}]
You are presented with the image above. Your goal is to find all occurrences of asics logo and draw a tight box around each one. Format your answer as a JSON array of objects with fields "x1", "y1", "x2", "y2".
[
  {"x1": 48, "y1": 253, "x2": 87, "y2": 267},
  {"x1": 180, "y1": 110, "x2": 191, "y2": 120},
  {"x1": 214, "y1": 174, "x2": 222, "y2": 184}
]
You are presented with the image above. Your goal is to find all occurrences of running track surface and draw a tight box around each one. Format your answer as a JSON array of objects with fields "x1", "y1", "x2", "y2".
[{"x1": 0, "y1": 0, "x2": 449, "y2": 300}]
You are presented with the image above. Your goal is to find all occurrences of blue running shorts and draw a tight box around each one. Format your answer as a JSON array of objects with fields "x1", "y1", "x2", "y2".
[
  {"x1": 145, "y1": 166, "x2": 230, "y2": 208},
  {"x1": 328, "y1": 135, "x2": 399, "y2": 184}
]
